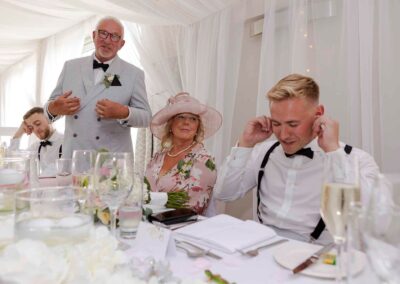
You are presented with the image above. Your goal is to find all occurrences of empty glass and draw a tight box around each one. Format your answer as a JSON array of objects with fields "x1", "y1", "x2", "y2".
[
  {"x1": 361, "y1": 174, "x2": 400, "y2": 284},
  {"x1": 94, "y1": 152, "x2": 133, "y2": 236},
  {"x1": 72, "y1": 150, "x2": 95, "y2": 211},
  {"x1": 56, "y1": 158, "x2": 72, "y2": 186}
]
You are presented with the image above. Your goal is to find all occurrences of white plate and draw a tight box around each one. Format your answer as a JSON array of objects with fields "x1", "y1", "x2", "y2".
[{"x1": 273, "y1": 241, "x2": 366, "y2": 279}]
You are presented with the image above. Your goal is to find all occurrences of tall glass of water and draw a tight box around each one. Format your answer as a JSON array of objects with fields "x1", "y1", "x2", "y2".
[
  {"x1": 94, "y1": 152, "x2": 133, "y2": 236},
  {"x1": 320, "y1": 154, "x2": 360, "y2": 283},
  {"x1": 0, "y1": 157, "x2": 29, "y2": 246},
  {"x1": 119, "y1": 171, "x2": 143, "y2": 239}
]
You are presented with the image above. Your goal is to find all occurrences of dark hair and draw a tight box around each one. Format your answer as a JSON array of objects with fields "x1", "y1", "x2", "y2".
[{"x1": 23, "y1": 107, "x2": 44, "y2": 120}]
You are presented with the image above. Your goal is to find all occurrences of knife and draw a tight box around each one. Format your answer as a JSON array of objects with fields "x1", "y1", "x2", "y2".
[{"x1": 292, "y1": 243, "x2": 335, "y2": 274}]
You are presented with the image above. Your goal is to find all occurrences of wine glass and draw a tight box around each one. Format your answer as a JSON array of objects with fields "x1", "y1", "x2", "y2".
[
  {"x1": 361, "y1": 174, "x2": 400, "y2": 283},
  {"x1": 94, "y1": 152, "x2": 134, "y2": 236},
  {"x1": 320, "y1": 155, "x2": 360, "y2": 283},
  {"x1": 72, "y1": 150, "x2": 95, "y2": 211}
]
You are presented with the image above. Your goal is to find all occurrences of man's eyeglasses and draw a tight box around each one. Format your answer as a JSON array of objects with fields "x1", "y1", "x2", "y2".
[
  {"x1": 174, "y1": 114, "x2": 199, "y2": 123},
  {"x1": 97, "y1": 30, "x2": 122, "y2": 42}
]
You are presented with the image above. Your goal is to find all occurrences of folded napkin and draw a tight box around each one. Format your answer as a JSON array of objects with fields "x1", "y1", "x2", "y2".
[{"x1": 174, "y1": 214, "x2": 276, "y2": 253}]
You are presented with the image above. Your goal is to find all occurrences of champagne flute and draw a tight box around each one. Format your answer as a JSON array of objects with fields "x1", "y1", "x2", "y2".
[
  {"x1": 94, "y1": 152, "x2": 133, "y2": 236},
  {"x1": 320, "y1": 155, "x2": 360, "y2": 283},
  {"x1": 72, "y1": 150, "x2": 95, "y2": 211}
]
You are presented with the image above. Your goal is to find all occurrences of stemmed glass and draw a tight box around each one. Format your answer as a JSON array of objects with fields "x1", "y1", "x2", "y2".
[
  {"x1": 94, "y1": 152, "x2": 134, "y2": 236},
  {"x1": 361, "y1": 174, "x2": 400, "y2": 283},
  {"x1": 320, "y1": 155, "x2": 360, "y2": 283},
  {"x1": 72, "y1": 150, "x2": 95, "y2": 211}
]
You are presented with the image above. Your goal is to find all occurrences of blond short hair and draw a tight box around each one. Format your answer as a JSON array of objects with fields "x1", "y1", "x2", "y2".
[{"x1": 267, "y1": 74, "x2": 319, "y2": 103}]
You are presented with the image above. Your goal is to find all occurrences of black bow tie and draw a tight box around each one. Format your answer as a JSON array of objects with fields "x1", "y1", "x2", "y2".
[
  {"x1": 93, "y1": 60, "x2": 109, "y2": 72},
  {"x1": 40, "y1": 140, "x2": 52, "y2": 147},
  {"x1": 285, "y1": 147, "x2": 314, "y2": 159}
]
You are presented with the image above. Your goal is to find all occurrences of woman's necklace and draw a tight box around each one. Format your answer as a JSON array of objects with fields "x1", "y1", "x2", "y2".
[{"x1": 167, "y1": 141, "x2": 196, "y2": 157}]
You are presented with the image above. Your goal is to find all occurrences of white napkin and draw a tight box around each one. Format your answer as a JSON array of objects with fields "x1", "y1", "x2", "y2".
[
  {"x1": 148, "y1": 192, "x2": 168, "y2": 207},
  {"x1": 174, "y1": 214, "x2": 276, "y2": 253}
]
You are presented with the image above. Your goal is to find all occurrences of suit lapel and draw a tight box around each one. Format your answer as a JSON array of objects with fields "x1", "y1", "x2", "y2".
[
  {"x1": 79, "y1": 56, "x2": 123, "y2": 110},
  {"x1": 81, "y1": 56, "x2": 94, "y2": 95}
]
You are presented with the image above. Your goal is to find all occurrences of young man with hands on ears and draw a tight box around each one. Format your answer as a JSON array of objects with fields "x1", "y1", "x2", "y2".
[{"x1": 214, "y1": 74, "x2": 380, "y2": 244}]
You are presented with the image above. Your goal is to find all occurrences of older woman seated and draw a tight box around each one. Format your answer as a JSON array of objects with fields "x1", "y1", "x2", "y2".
[{"x1": 145, "y1": 92, "x2": 222, "y2": 215}]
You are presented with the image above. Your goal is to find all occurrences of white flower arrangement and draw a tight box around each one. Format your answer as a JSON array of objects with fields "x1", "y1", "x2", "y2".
[{"x1": 0, "y1": 227, "x2": 207, "y2": 284}]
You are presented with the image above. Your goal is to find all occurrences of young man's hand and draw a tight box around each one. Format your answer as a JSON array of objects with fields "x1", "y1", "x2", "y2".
[{"x1": 239, "y1": 116, "x2": 273, "y2": 148}]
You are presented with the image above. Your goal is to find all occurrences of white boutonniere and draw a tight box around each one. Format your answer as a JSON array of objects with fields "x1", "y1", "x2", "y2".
[{"x1": 103, "y1": 73, "x2": 120, "y2": 88}]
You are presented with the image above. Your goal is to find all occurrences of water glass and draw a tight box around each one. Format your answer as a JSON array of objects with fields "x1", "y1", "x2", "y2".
[
  {"x1": 14, "y1": 186, "x2": 93, "y2": 246},
  {"x1": 56, "y1": 158, "x2": 72, "y2": 186},
  {"x1": 119, "y1": 171, "x2": 143, "y2": 238},
  {"x1": 0, "y1": 157, "x2": 30, "y2": 246},
  {"x1": 119, "y1": 202, "x2": 142, "y2": 239}
]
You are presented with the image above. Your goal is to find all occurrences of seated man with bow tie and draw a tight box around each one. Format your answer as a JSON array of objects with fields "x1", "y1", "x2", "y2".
[
  {"x1": 10, "y1": 107, "x2": 63, "y2": 176},
  {"x1": 214, "y1": 74, "x2": 380, "y2": 244}
]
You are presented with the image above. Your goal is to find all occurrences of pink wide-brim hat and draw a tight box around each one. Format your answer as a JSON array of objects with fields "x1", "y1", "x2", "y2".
[{"x1": 150, "y1": 92, "x2": 222, "y2": 140}]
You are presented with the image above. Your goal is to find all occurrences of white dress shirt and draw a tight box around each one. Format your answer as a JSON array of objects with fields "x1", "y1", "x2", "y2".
[
  {"x1": 214, "y1": 139, "x2": 380, "y2": 244},
  {"x1": 10, "y1": 131, "x2": 64, "y2": 177}
]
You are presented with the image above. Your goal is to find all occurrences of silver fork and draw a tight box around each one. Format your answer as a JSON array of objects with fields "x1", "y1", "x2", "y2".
[
  {"x1": 241, "y1": 239, "x2": 288, "y2": 257},
  {"x1": 176, "y1": 243, "x2": 206, "y2": 258}
]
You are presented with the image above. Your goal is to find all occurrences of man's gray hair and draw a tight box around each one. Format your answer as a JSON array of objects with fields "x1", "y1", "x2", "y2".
[{"x1": 95, "y1": 16, "x2": 124, "y2": 39}]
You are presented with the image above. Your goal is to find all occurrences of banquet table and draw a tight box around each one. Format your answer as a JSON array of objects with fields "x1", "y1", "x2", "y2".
[
  {"x1": 122, "y1": 236, "x2": 380, "y2": 284},
  {"x1": 35, "y1": 178, "x2": 381, "y2": 284}
]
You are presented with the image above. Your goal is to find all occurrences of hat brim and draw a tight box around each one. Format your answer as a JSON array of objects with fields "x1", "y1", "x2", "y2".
[{"x1": 150, "y1": 101, "x2": 222, "y2": 140}]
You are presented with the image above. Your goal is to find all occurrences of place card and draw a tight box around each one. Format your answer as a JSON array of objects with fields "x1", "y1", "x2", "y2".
[{"x1": 131, "y1": 221, "x2": 176, "y2": 261}]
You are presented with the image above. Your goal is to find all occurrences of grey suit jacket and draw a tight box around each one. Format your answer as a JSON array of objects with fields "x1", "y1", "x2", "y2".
[{"x1": 46, "y1": 55, "x2": 152, "y2": 158}]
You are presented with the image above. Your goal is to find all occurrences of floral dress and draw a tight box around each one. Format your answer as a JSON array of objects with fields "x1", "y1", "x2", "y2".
[{"x1": 144, "y1": 143, "x2": 217, "y2": 215}]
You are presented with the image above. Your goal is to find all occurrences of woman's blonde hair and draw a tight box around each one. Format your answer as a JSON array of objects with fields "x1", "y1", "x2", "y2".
[
  {"x1": 267, "y1": 74, "x2": 319, "y2": 103},
  {"x1": 160, "y1": 115, "x2": 205, "y2": 149}
]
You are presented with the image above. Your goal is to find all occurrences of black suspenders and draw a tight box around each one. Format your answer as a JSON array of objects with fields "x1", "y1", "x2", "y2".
[
  {"x1": 256, "y1": 142, "x2": 353, "y2": 242},
  {"x1": 37, "y1": 144, "x2": 63, "y2": 161}
]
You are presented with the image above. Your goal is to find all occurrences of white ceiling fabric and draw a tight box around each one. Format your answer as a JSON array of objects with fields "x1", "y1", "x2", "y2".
[{"x1": 0, "y1": 0, "x2": 236, "y2": 73}]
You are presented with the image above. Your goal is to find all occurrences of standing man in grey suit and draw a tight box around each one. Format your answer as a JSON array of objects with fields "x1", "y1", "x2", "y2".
[{"x1": 45, "y1": 16, "x2": 152, "y2": 157}]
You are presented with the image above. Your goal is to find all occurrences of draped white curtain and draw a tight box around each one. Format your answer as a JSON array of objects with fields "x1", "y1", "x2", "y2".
[
  {"x1": 38, "y1": 17, "x2": 97, "y2": 105},
  {"x1": 126, "y1": 1, "x2": 246, "y2": 172},
  {"x1": 258, "y1": 0, "x2": 400, "y2": 172}
]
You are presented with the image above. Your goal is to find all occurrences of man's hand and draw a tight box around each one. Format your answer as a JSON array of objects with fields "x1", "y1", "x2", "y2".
[
  {"x1": 238, "y1": 116, "x2": 273, "y2": 147},
  {"x1": 312, "y1": 115, "x2": 340, "y2": 152},
  {"x1": 95, "y1": 99, "x2": 129, "y2": 120},
  {"x1": 13, "y1": 121, "x2": 31, "y2": 139},
  {"x1": 48, "y1": 91, "x2": 80, "y2": 116}
]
